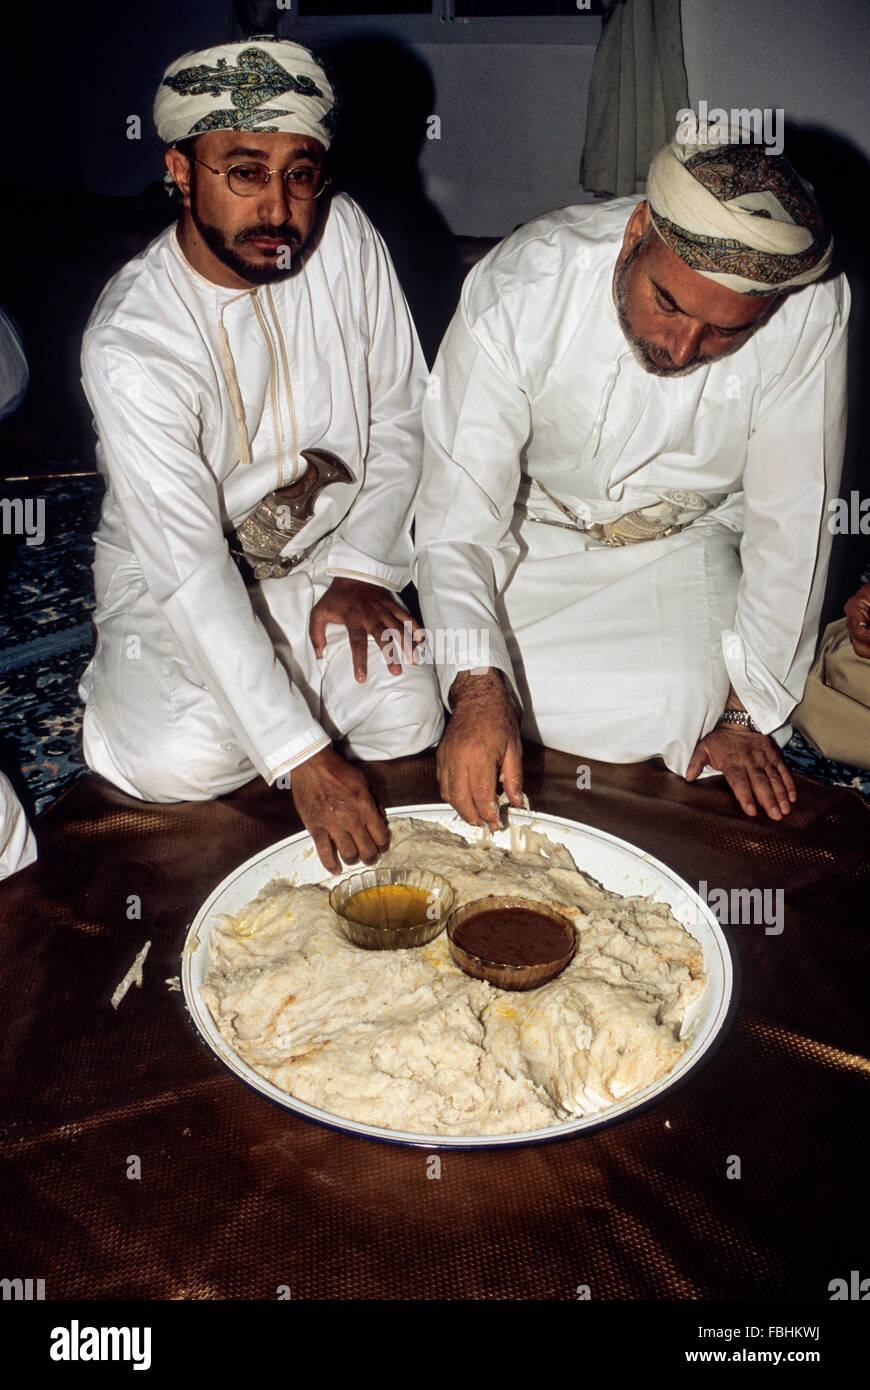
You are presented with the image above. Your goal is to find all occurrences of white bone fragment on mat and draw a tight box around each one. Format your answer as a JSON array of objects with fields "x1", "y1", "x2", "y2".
[{"x1": 110, "y1": 940, "x2": 152, "y2": 1010}]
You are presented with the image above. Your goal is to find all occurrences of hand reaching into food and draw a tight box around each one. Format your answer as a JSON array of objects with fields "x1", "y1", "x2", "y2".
[
  {"x1": 437, "y1": 669, "x2": 524, "y2": 831},
  {"x1": 309, "y1": 577, "x2": 421, "y2": 682},
  {"x1": 290, "y1": 746, "x2": 390, "y2": 873}
]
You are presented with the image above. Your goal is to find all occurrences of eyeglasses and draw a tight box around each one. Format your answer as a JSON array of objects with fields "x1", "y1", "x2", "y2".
[{"x1": 188, "y1": 155, "x2": 331, "y2": 201}]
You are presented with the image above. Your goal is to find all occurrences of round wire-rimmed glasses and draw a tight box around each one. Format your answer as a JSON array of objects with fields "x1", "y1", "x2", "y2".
[{"x1": 189, "y1": 155, "x2": 331, "y2": 201}]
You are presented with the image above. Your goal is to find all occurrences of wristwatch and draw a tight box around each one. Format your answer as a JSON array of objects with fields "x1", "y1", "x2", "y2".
[{"x1": 716, "y1": 709, "x2": 761, "y2": 733}]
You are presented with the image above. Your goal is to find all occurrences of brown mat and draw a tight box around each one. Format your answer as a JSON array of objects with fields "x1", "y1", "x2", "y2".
[{"x1": 1, "y1": 746, "x2": 867, "y2": 1301}]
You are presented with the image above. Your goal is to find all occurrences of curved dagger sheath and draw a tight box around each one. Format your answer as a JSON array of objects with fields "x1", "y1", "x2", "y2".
[{"x1": 230, "y1": 448, "x2": 353, "y2": 580}]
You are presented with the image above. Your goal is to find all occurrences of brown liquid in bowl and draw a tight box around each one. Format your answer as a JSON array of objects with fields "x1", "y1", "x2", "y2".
[{"x1": 454, "y1": 907, "x2": 573, "y2": 966}]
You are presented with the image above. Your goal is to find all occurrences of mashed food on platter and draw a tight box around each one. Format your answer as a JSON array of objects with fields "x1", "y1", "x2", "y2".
[{"x1": 200, "y1": 819, "x2": 706, "y2": 1135}]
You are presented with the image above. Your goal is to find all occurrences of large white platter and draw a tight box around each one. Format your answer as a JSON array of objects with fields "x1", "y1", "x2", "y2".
[{"x1": 182, "y1": 805, "x2": 738, "y2": 1149}]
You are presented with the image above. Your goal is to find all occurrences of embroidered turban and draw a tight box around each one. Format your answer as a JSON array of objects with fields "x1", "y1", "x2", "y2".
[
  {"x1": 646, "y1": 132, "x2": 832, "y2": 295},
  {"x1": 154, "y1": 39, "x2": 336, "y2": 150}
]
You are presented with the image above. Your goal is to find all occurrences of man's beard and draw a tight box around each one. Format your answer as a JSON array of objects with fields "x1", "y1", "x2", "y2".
[
  {"x1": 613, "y1": 240, "x2": 707, "y2": 378},
  {"x1": 190, "y1": 203, "x2": 301, "y2": 286}
]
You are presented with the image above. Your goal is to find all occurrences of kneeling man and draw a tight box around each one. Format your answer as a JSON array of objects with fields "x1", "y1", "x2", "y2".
[
  {"x1": 415, "y1": 131, "x2": 848, "y2": 826},
  {"x1": 80, "y1": 38, "x2": 443, "y2": 869}
]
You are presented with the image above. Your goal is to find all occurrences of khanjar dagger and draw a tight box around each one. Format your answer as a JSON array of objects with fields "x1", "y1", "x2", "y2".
[{"x1": 230, "y1": 447, "x2": 353, "y2": 580}]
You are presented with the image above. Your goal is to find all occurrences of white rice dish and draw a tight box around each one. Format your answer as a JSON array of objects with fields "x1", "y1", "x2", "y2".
[{"x1": 201, "y1": 818, "x2": 706, "y2": 1135}]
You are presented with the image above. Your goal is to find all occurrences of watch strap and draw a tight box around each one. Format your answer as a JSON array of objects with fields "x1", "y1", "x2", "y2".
[{"x1": 716, "y1": 709, "x2": 761, "y2": 733}]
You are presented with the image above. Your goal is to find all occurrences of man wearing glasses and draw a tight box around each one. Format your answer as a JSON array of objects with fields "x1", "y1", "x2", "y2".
[{"x1": 79, "y1": 39, "x2": 442, "y2": 871}]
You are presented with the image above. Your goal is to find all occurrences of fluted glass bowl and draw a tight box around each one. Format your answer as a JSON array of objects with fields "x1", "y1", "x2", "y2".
[
  {"x1": 329, "y1": 868, "x2": 455, "y2": 950},
  {"x1": 447, "y1": 895, "x2": 576, "y2": 991}
]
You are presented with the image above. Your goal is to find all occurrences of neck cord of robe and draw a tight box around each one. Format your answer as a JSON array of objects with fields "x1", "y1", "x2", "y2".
[
  {"x1": 584, "y1": 357, "x2": 622, "y2": 463},
  {"x1": 217, "y1": 292, "x2": 255, "y2": 466}
]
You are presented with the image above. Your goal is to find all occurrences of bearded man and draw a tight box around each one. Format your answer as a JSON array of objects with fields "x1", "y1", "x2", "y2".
[
  {"x1": 415, "y1": 132, "x2": 848, "y2": 828},
  {"x1": 79, "y1": 38, "x2": 443, "y2": 870}
]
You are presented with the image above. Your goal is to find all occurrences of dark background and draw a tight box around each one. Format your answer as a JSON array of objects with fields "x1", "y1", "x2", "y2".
[{"x1": 1, "y1": 0, "x2": 868, "y2": 617}]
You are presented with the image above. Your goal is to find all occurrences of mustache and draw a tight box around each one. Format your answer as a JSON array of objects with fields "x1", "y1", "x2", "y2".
[
  {"x1": 635, "y1": 341, "x2": 700, "y2": 376},
  {"x1": 235, "y1": 225, "x2": 302, "y2": 246}
]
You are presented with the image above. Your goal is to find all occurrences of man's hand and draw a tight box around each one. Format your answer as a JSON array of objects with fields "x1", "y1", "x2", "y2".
[
  {"x1": 844, "y1": 583, "x2": 870, "y2": 659},
  {"x1": 437, "y1": 669, "x2": 524, "y2": 831},
  {"x1": 309, "y1": 577, "x2": 420, "y2": 682},
  {"x1": 686, "y1": 724, "x2": 797, "y2": 820},
  {"x1": 290, "y1": 746, "x2": 390, "y2": 873}
]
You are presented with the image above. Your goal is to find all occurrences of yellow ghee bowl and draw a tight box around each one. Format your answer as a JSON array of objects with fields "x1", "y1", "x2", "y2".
[{"x1": 329, "y1": 869, "x2": 455, "y2": 951}]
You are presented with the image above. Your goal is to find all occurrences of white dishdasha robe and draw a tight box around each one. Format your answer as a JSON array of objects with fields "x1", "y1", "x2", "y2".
[
  {"x1": 79, "y1": 194, "x2": 443, "y2": 801},
  {"x1": 414, "y1": 198, "x2": 849, "y2": 775},
  {"x1": 0, "y1": 311, "x2": 35, "y2": 874},
  {"x1": 0, "y1": 773, "x2": 36, "y2": 880},
  {"x1": 0, "y1": 304, "x2": 28, "y2": 419}
]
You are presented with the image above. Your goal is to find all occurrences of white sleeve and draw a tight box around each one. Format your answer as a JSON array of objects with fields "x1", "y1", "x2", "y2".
[
  {"x1": 0, "y1": 772, "x2": 36, "y2": 880},
  {"x1": 326, "y1": 215, "x2": 428, "y2": 591},
  {"x1": 414, "y1": 285, "x2": 530, "y2": 704},
  {"x1": 0, "y1": 306, "x2": 28, "y2": 420},
  {"x1": 82, "y1": 330, "x2": 329, "y2": 783},
  {"x1": 722, "y1": 278, "x2": 850, "y2": 732}
]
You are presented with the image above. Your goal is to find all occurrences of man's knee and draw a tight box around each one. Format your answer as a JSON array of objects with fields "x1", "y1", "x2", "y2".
[
  {"x1": 392, "y1": 678, "x2": 446, "y2": 755},
  {"x1": 341, "y1": 668, "x2": 445, "y2": 761}
]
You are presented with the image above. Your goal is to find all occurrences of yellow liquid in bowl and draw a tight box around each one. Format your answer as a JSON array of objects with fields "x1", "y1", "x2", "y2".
[{"x1": 342, "y1": 884, "x2": 433, "y2": 930}]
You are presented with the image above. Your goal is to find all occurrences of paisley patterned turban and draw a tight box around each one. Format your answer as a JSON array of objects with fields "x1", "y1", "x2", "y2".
[
  {"x1": 154, "y1": 39, "x2": 336, "y2": 150},
  {"x1": 647, "y1": 132, "x2": 832, "y2": 295}
]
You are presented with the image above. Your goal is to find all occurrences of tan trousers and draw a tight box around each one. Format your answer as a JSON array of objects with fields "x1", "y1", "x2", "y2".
[{"x1": 792, "y1": 619, "x2": 870, "y2": 770}]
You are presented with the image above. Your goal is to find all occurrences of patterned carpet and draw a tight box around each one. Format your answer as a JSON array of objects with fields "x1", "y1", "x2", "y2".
[
  {"x1": 0, "y1": 476, "x2": 102, "y2": 816},
  {"x1": 784, "y1": 727, "x2": 870, "y2": 797},
  {"x1": 1, "y1": 472, "x2": 868, "y2": 817}
]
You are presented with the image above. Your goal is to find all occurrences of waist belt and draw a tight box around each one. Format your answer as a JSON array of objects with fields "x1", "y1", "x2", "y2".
[{"x1": 229, "y1": 447, "x2": 352, "y2": 581}]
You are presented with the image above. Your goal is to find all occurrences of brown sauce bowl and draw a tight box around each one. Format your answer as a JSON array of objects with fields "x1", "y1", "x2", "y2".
[{"x1": 446, "y1": 896, "x2": 576, "y2": 992}]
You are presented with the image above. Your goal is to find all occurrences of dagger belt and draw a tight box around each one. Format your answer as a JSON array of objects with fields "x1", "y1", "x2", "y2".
[{"x1": 528, "y1": 480, "x2": 710, "y2": 546}]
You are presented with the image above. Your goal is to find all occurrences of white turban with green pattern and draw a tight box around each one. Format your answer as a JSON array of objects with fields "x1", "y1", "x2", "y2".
[{"x1": 154, "y1": 40, "x2": 336, "y2": 150}]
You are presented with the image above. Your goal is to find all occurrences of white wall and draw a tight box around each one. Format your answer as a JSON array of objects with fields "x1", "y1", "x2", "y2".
[
  {"x1": 415, "y1": 42, "x2": 598, "y2": 238},
  {"x1": 681, "y1": 0, "x2": 870, "y2": 160},
  {"x1": 412, "y1": 1, "x2": 870, "y2": 239}
]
